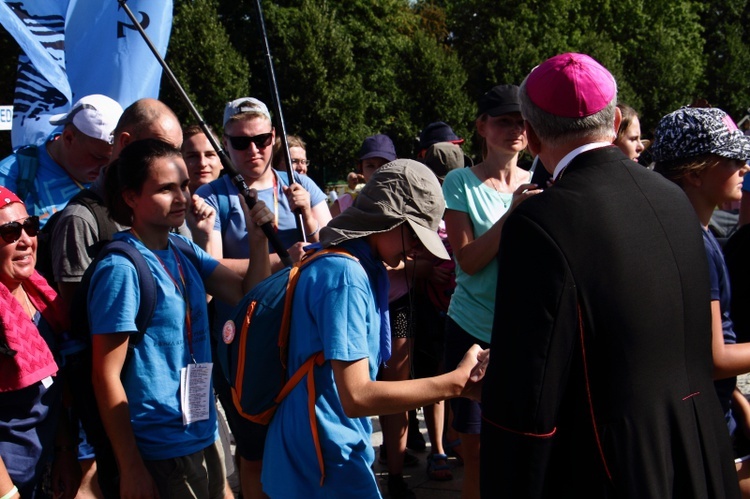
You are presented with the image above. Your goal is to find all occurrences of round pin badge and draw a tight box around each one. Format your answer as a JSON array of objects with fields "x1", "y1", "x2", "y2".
[{"x1": 222, "y1": 320, "x2": 236, "y2": 344}]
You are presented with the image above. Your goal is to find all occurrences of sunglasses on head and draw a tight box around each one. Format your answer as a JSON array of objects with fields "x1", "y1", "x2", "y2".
[
  {"x1": 225, "y1": 132, "x2": 273, "y2": 151},
  {"x1": 0, "y1": 216, "x2": 39, "y2": 243}
]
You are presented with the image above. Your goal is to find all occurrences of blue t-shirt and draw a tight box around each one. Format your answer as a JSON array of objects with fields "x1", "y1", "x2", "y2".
[
  {"x1": 0, "y1": 135, "x2": 90, "y2": 227},
  {"x1": 196, "y1": 170, "x2": 327, "y2": 338},
  {"x1": 704, "y1": 228, "x2": 738, "y2": 433},
  {"x1": 261, "y1": 240, "x2": 388, "y2": 498},
  {"x1": 88, "y1": 232, "x2": 219, "y2": 460},
  {"x1": 442, "y1": 167, "x2": 512, "y2": 343}
]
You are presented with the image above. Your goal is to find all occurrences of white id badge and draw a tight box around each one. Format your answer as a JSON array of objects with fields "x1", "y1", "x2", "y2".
[{"x1": 180, "y1": 362, "x2": 213, "y2": 425}]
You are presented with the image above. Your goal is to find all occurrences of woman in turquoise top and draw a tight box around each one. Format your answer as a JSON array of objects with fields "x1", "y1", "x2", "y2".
[{"x1": 442, "y1": 84, "x2": 540, "y2": 499}]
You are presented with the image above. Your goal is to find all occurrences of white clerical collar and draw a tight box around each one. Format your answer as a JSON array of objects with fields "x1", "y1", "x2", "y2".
[{"x1": 552, "y1": 142, "x2": 612, "y2": 180}]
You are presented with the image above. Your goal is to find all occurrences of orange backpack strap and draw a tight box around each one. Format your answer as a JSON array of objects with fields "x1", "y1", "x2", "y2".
[
  {"x1": 278, "y1": 248, "x2": 359, "y2": 367},
  {"x1": 274, "y1": 247, "x2": 359, "y2": 486}
]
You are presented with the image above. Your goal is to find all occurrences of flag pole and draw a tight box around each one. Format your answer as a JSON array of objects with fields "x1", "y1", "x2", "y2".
[
  {"x1": 251, "y1": 0, "x2": 306, "y2": 242},
  {"x1": 117, "y1": 0, "x2": 293, "y2": 267}
]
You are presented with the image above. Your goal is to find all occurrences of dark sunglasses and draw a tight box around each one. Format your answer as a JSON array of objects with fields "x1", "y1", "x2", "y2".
[
  {"x1": 0, "y1": 216, "x2": 39, "y2": 243},
  {"x1": 226, "y1": 132, "x2": 273, "y2": 151}
]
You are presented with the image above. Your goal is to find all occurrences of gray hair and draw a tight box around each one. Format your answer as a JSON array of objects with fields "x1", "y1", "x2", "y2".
[{"x1": 519, "y1": 76, "x2": 617, "y2": 147}]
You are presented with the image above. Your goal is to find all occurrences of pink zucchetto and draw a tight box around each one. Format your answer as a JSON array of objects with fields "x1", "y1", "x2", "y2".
[{"x1": 525, "y1": 53, "x2": 617, "y2": 118}]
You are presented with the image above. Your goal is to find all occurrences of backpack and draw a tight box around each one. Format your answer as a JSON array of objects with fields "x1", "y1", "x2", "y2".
[
  {"x1": 35, "y1": 189, "x2": 116, "y2": 288},
  {"x1": 216, "y1": 247, "x2": 358, "y2": 485},
  {"x1": 62, "y1": 234, "x2": 199, "y2": 496},
  {"x1": 15, "y1": 144, "x2": 39, "y2": 201}
]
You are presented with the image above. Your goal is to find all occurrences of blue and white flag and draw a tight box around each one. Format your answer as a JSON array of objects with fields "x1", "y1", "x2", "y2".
[
  {"x1": 0, "y1": 1, "x2": 70, "y2": 147},
  {"x1": 0, "y1": 0, "x2": 173, "y2": 148}
]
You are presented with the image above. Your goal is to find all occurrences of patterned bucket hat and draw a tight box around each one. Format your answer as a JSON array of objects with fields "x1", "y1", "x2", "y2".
[{"x1": 650, "y1": 107, "x2": 750, "y2": 163}]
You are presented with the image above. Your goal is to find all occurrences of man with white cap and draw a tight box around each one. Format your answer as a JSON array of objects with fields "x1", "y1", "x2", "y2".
[
  {"x1": 480, "y1": 53, "x2": 740, "y2": 497},
  {"x1": 196, "y1": 97, "x2": 330, "y2": 499},
  {"x1": 0, "y1": 94, "x2": 122, "y2": 227}
]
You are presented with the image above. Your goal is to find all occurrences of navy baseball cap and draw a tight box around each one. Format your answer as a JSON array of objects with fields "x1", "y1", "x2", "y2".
[
  {"x1": 418, "y1": 122, "x2": 464, "y2": 151},
  {"x1": 358, "y1": 134, "x2": 397, "y2": 162}
]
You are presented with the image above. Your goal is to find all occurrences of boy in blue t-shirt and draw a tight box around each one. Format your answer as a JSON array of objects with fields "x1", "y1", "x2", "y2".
[{"x1": 258, "y1": 159, "x2": 487, "y2": 498}]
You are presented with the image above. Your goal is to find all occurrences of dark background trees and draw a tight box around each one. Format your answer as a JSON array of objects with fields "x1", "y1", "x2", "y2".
[{"x1": 1, "y1": 0, "x2": 750, "y2": 185}]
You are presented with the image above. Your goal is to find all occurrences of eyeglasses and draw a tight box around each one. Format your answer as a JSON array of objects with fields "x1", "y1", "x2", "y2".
[
  {"x1": 225, "y1": 132, "x2": 273, "y2": 151},
  {"x1": 0, "y1": 216, "x2": 39, "y2": 243},
  {"x1": 292, "y1": 159, "x2": 310, "y2": 167}
]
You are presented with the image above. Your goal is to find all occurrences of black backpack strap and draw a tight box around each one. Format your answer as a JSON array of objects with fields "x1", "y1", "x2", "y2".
[
  {"x1": 15, "y1": 145, "x2": 39, "y2": 201},
  {"x1": 72, "y1": 241, "x2": 157, "y2": 346},
  {"x1": 68, "y1": 189, "x2": 119, "y2": 243}
]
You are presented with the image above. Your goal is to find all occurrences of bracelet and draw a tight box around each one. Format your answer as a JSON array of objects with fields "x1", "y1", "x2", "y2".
[
  {"x1": 306, "y1": 220, "x2": 320, "y2": 238},
  {"x1": 0, "y1": 485, "x2": 18, "y2": 499}
]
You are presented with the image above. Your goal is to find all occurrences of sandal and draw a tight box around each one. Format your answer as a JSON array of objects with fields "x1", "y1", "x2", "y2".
[
  {"x1": 426, "y1": 453, "x2": 453, "y2": 481},
  {"x1": 443, "y1": 438, "x2": 464, "y2": 467}
]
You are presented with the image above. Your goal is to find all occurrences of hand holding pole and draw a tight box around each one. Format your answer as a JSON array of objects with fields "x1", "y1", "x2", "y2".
[{"x1": 117, "y1": 0, "x2": 293, "y2": 267}]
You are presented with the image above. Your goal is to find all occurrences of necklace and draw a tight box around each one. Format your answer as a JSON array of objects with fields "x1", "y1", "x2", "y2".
[
  {"x1": 20, "y1": 288, "x2": 35, "y2": 319},
  {"x1": 484, "y1": 164, "x2": 501, "y2": 192},
  {"x1": 483, "y1": 164, "x2": 512, "y2": 208}
]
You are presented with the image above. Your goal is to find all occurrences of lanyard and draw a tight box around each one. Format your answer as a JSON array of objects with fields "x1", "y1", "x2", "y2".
[
  {"x1": 272, "y1": 173, "x2": 279, "y2": 229},
  {"x1": 131, "y1": 230, "x2": 196, "y2": 363}
]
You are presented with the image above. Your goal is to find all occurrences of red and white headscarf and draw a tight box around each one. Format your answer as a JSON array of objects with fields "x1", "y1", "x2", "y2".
[{"x1": 0, "y1": 186, "x2": 23, "y2": 208}]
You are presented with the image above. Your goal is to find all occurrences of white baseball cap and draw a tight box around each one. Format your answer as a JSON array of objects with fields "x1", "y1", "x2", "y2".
[
  {"x1": 49, "y1": 94, "x2": 123, "y2": 144},
  {"x1": 223, "y1": 97, "x2": 271, "y2": 126}
]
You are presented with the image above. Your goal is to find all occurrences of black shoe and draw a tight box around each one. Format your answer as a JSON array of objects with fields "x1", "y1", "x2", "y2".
[
  {"x1": 387, "y1": 474, "x2": 416, "y2": 499},
  {"x1": 406, "y1": 410, "x2": 426, "y2": 451},
  {"x1": 378, "y1": 444, "x2": 419, "y2": 467}
]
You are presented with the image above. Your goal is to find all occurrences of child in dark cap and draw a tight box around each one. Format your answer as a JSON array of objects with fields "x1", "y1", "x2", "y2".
[
  {"x1": 417, "y1": 122, "x2": 473, "y2": 167},
  {"x1": 653, "y1": 106, "x2": 750, "y2": 495},
  {"x1": 330, "y1": 134, "x2": 397, "y2": 217}
]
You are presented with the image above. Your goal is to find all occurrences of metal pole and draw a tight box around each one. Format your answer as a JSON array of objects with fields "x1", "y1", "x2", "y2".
[
  {"x1": 251, "y1": 0, "x2": 306, "y2": 242},
  {"x1": 117, "y1": 0, "x2": 293, "y2": 267}
]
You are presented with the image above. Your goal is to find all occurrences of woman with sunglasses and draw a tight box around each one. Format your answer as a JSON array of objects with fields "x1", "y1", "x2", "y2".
[
  {"x1": 196, "y1": 97, "x2": 330, "y2": 499},
  {"x1": 0, "y1": 187, "x2": 78, "y2": 497},
  {"x1": 88, "y1": 139, "x2": 273, "y2": 498}
]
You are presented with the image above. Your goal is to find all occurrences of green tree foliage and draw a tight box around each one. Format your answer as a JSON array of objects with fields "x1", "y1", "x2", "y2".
[
  {"x1": 261, "y1": 0, "x2": 369, "y2": 185},
  {"x1": 210, "y1": 0, "x2": 471, "y2": 183},
  {"x1": 437, "y1": 0, "x2": 707, "y2": 133},
  {"x1": 1, "y1": 0, "x2": 749, "y2": 163},
  {"x1": 163, "y1": 0, "x2": 250, "y2": 131},
  {"x1": 700, "y1": 0, "x2": 750, "y2": 121}
]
